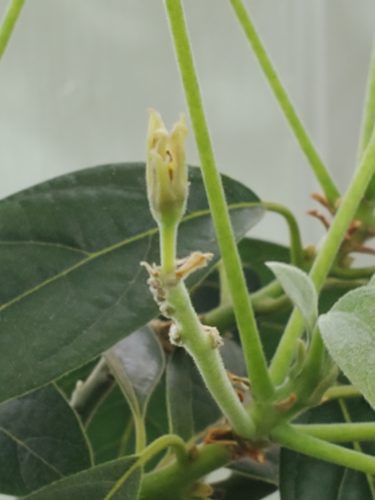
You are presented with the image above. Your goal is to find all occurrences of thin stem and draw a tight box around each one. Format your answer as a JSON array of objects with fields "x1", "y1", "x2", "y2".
[
  {"x1": 160, "y1": 222, "x2": 178, "y2": 274},
  {"x1": 323, "y1": 385, "x2": 362, "y2": 402},
  {"x1": 105, "y1": 434, "x2": 189, "y2": 499},
  {"x1": 358, "y1": 40, "x2": 375, "y2": 157},
  {"x1": 339, "y1": 399, "x2": 375, "y2": 497},
  {"x1": 140, "y1": 444, "x2": 231, "y2": 500},
  {"x1": 134, "y1": 413, "x2": 147, "y2": 453},
  {"x1": 261, "y1": 202, "x2": 304, "y2": 266},
  {"x1": 165, "y1": 0, "x2": 274, "y2": 400},
  {"x1": 330, "y1": 265, "x2": 375, "y2": 280},
  {"x1": 272, "y1": 424, "x2": 375, "y2": 475},
  {"x1": 166, "y1": 280, "x2": 255, "y2": 438},
  {"x1": 293, "y1": 423, "x2": 375, "y2": 443},
  {"x1": 0, "y1": 0, "x2": 24, "y2": 60},
  {"x1": 230, "y1": 0, "x2": 340, "y2": 207},
  {"x1": 270, "y1": 129, "x2": 375, "y2": 385}
]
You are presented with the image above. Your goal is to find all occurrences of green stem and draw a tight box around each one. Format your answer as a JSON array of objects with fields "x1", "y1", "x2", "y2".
[
  {"x1": 330, "y1": 265, "x2": 375, "y2": 280},
  {"x1": 293, "y1": 423, "x2": 375, "y2": 443},
  {"x1": 0, "y1": 0, "x2": 24, "y2": 59},
  {"x1": 166, "y1": 280, "x2": 255, "y2": 438},
  {"x1": 105, "y1": 434, "x2": 188, "y2": 499},
  {"x1": 272, "y1": 424, "x2": 375, "y2": 475},
  {"x1": 134, "y1": 413, "x2": 147, "y2": 453},
  {"x1": 140, "y1": 444, "x2": 231, "y2": 500},
  {"x1": 339, "y1": 399, "x2": 375, "y2": 497},
  {"x1": 165, "y1": 0, "x2": 274, "y2": 400},
  {"x1": 160, "y1": 222, "x2": 178, "y2": 274},
  {"x1": 230, "y1": 0, "x2": 340, "y2": 207},
  {"x1": 323, "y1": 385, "x2": 362, "y2": 401},
  {"x1": 270, "y1": 129, "x2": 375, "y2": 385},
  {"x1": 261, "y1": 202, "x2": 304, "y2": 266}
]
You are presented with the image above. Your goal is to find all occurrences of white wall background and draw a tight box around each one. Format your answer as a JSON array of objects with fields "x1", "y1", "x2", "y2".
[{"x1": 0, "y1": 1, "x2": 374, "y2": 499}]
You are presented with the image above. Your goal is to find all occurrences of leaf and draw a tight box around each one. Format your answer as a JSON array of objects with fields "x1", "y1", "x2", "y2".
[
  {"x1": 166, "y1": 339, "x2": 246, "y2": 440},
  {"x1": 23, "y1": 455, "x2": 141, "y2": 500},
  {"x1": 369, "y1": 273, "x2": 375, "y2": 286},
  {"x1": 0, "y1": 163, "x2": 263, "y2": 404},
  {"x1": 105, "y1": 326, "x2": 165, "y2": 420},
  {"x1": 0, "y1": 385, "x2": 92, "y2": 496},
  {"x1": 229, "y1": 444, "x2": 279, "y2": 485},
  {"x1": 319, "y1": 285, "x2": 375, "y2": 408},
  {"x1": 214, "y1": 473, "x2": 276, "y2": 500},
  {"x1": 280, "y1": 399, "x2": 375, "y2": 500},
  {"x1": 87, "y1": 377, "x2": 169, "y2": 465},
  {"x1": 267, "y1": 262, "x2": 318, "y2": 333}
]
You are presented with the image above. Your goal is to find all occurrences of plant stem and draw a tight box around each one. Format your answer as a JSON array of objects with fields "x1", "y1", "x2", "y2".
[
  {"x1": 272, "y1": 424, "x2": 375, "y2": 475},
  {"x1": 293, "y1": 423, "x2": 375, "y2": 443},
  {"x1": 160, "y1": 222, "x2": 178, "y2": 274},
  {"x1": 0, "y1": 0, "x2": 24, "y2": 60},
  {"x1": 230, "y1": 0, "x2": 340, "y2": 207},
  {"x1": 105, "y1": 434, "x2": 189, "y2": 500},
  {"x1": 166, "y1": 280, "x2": 255, "y2": 438},
  {"x1": 270, "y1": 129, "x2": 375, "y2": 385},
  {"x1": 339, "y1": 399, "x2": 375, "y2": 497},
  {"x1": 140, "y1": 444, "x2": 231, "y2": 500},
  {"x1": 261, "y1": 202, "x2": 304, "y2": 266},
  {"x1": 323, "y1": 385, "x2": 362, "y2": 401},
  {"x1": 330, "y1": 265, "x2": 375, "y2": 280},
  {"x1": 165, "y1": 0, "x2": 273, "y2": 400}
]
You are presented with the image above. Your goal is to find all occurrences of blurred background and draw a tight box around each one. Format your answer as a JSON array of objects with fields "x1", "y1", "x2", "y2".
[
  {"x1": 0, "y1": 2, "x2": 374, "y2": 499},
  {"x1": 0, "y1": 0, "x2": 374, "y2": 251}
]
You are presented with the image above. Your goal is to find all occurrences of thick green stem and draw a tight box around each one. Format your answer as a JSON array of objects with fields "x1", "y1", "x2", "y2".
[
  {"x1": 272, "y1": 424, "x2": 375, "y2": 475},
  {"x1": 105, "y1": 434, "x2": 188, "y2": 500},
  {"x1": 166, "y1": 280, "x2": 255, "y2": 438},
  {"x1": 160, "y1": 222, "x2": 178, "y2": 274},
  {"x1": 140, "y1": 444, "x2": 231, "y2": 500},
  {"x1": 293, "y1": 423, "x2": 375, "y2": 443},
  {"x1": 230, "y1": 0, "x2": 340, "y2": 207},
  {"x1": 165, "y1": 0, "x2": 273, "y2": 400},
  {"x1": 0, "y1": 0, "x2": 24, "y2": 59},
  {"x1": 270, "y1": 129, "x2": 375, "y2": 385}
]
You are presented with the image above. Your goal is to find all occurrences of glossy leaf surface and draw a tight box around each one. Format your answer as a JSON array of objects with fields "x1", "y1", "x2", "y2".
[
  {"x1": 0, "y1": 163, "x2": 263, "y2": 403},
  {"x1": 0, "y1": 385, "x2": 92, "y2": 496}
]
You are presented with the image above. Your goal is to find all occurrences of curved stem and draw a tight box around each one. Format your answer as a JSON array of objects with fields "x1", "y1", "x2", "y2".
[
  {"x1": 261, "y1": 201, "x2": 304, "y2": 266},
  {"x1": 140, "y1": 444, "x2": 231, "y2": 500},
  {"x1": 166, "y1": 280, "x2": 255, "y2": 438},
  {"x1": 323, "y1": 385, "x2": 362, "y2": 401},
  {"x1": 105, "y1": 434, "x2": 189, "y2": 499},
  {"x1": 330, "y1": 265, "x2": 375, "y2": 280},
  {"x1": 164, "y1": 0, "x2": 273, "y2": 400},
  {"x1": 272, "y1": 424, "x2": 375, "y2": 475},
  {"x1": 270, "y1": 129, "x2": 375, "y2": 385},
  {"x1": 229, "y1": 0, "x2": 340, "y2": 207},
  {"x1": 0, "y1": 0, "x2": 24, "y2": 59}
]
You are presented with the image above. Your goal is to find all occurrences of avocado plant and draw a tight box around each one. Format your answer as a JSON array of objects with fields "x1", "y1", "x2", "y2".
[{"x1": 0, "y1": 1, "x2": 374, "y2": 499}]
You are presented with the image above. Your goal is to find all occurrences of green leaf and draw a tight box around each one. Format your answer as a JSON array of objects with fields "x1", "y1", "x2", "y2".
[
  {"x1": 0, "y1": 385, "x2": 92, "y2": 496},
  {"x1": 166, "y1": 339, "x2": 245, "y2": 440},
  {"x1": 319, "y1": 285, "x2": 375, "y2": 409},
  {"x1": 229, "y1": 444, "x2": 279, "y2": 485},
  {"x1": 0, "y1": 163, "x2": 263, "y2": 404},
  {"x1": 280, "y1": 399, "x2": 375, "y2": 500},
  {"x1": 87, "y1": 377, "x2": 169, "y2": 465},
  {"x1": 214, "y1": 473, "x2": 276, "y2": 500},
  {"x1": 23, "y1": 455, "x2": 141, "y2": 500},
  {"x1": 105, "y1": 326, "x2": 165, "y2": 420},
  {"x1": 369, "y1": 273, "x2": 375, "y2": 286},
  {"x1": 267, "y1": 262, "x2": 318, "y2": 333}
]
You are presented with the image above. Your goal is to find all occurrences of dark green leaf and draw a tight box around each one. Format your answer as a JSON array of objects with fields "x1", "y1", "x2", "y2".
[
  {"x1": 280, "y1": 399, "x2": 375, "y2": 500},
  {"x1": 214, "y1": 473, "x2": 276, "y2": 500},
  {"x1": 319, "y1": 285, "x2": 375, "y2": 409},
  {"x1": 105, "y1": 326, "x2": 165, "y2": 421},
  {"x1": 23, "y1": 455, "x2": 141, "y2": 500},
  {"x1": 0, "y1": 385, "x2": 92, "y2": 496},
  {"x1": 0, "y1": 163, "x2": 263, "y2": 403},
  {"x1": 87, "y1": 376, "x2": 169, "y2": 465},
  {"x1": 229, "y1": 444, "x2": 279, "y2": 486}
]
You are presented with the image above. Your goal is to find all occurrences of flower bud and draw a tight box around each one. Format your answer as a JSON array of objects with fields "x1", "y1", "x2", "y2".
[{"x1": 146, "y1": 110, "x2": 188, "y2": 227}]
